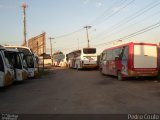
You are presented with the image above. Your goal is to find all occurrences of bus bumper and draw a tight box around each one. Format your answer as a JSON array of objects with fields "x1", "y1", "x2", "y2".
[
  {"x1": 34, "y1": 70, "x2": 39, "y2": 78},
  {"x1": 4, "y1": 71, "x2": 13, "y2": 86},
  {"x1": 82, "y1": 64, "x2": 98, "y2": 69},
  {"x1": 128, "y1": 70, "x2": 158, "y2": 77},
  {"x1": 22, "y1": 71, "x2": 28, "y2": 80}
]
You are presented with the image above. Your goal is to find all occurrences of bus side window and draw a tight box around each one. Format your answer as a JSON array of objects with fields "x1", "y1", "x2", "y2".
[
  {"x1": 0, "y1": 54, "x2": 4, "y2": 72},
  {"x1": 118, "y1": 48, "x2": 123, "y2": 60},
  {"x1": 4, "y1": 51, "x2": 13, "y2": 69},
  {"x1": 16, "y1": 54, "x2": 22, "y2": 69},
  {"x1": 122, "y1": 46, "x2": 129, "y2": 60},
  {"x1": 28, "y1": 56, "x2": 34, "y2": 68},
  {"x1": 102, "y1": 53, "x2": 107, "y2": 61},
  {"x1": 106, "y1": 50, "x2": 113, "y2": 61},
  {"x1": 101, "y1": 51, "x2": 107, "y2": 61},
  {"x1": 113, "y1": 49, "x2": 120, "y2": 60},
  {"x1": 100, "y1": 53, "x2": 103, "y2": 61}
]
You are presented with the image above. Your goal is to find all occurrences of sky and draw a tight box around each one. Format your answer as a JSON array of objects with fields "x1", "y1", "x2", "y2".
[{"x1": 0, "y1": 0, "x2": 160, "y2": 54}]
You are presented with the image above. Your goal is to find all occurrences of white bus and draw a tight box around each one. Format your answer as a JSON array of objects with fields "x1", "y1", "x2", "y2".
[
  {"x1": 5, "y1": 46, "x2": 38, "y2": 78},
  {"x1": 53, "y1": 52, "x2": 66, "y2": 67},
  {"x1": 59, "y1": 54, "x2": 67, "y2": 67},
  {"x1": 0, "y1": 46, "x2": 14, "y2": 87},
  {"x1": 67, "y1": 48, "x2": 98, "y2": 69},
  {"x1": 5, "y1": 48, "x2": 28, "y2": 81}
]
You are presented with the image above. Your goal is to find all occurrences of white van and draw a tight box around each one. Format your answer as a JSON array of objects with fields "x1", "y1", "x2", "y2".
[{"x1": 0, "y1": 46, "x2": 14, "y2": 87}]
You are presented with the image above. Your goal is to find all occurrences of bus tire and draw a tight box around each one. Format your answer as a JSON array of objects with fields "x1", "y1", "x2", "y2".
[
  {"x1": 99, "y1": 68, "x2": 103, "y2": 74},
  {"x1": 99, "y1": 68, "x2": 105, "y2": 76},
  {"x1": 117, "y1": 71, "x2": 123, "y2": 81},
  {"x1": 68, "y1": 64, "x2": 70, "y2": 68}
]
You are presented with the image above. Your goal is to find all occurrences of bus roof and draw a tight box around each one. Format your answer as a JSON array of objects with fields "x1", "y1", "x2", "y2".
[
  {"x1": 68, "y1": 47, "x2": 96, "y2": 53},
  {"x1": 103, "y1": 42, "x2": 157, "y2": 51},
  {"x1": 4, "y1": 45, "x2": 31, "y2": 49},
  {"x1": 4, "y1": 45, "x2": 33, "y2": 55},
  {"x1": 5, "y1": 48, "x2": 19, "y2": 52},
  {"x1": 0, "y1": 45, "x2": 5, "y2": 50}
]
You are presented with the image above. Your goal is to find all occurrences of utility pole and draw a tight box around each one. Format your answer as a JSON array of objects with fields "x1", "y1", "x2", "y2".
[
  {"x1": 37, "y1": 41, "x2": 39, "y2": 72},
  {"x1": 84, "y1": 26, "x2": 91, "y2": 48},
  {"x1": 21, "y1": 3, "x2": 27, "y2": 47},
  {"x1": 49, "y1": 37, "x2": 55, "y2": 66}
]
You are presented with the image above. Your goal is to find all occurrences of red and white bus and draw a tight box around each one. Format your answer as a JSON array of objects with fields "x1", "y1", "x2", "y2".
[{"x1": 99, "y1": 42, "x2": 158, "y2": 80}]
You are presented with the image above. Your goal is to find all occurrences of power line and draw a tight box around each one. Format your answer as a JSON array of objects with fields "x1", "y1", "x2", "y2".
[
  {"x1": 58, "y1": 20, "x2": 160, "y2": 53},
  {"x1": 92, "y1": 9, "x2": 160, "y2": 44},
  {"x1": 49, "y1": 0, "x2": 129, "y2": 40},
  {"x1": 120, "y1": 21, "x2": 160, "y2": 40},
  {"x1": 50, "y1": 0, "x2": 160, "y2": 53},
  {"x1": 92, "y1": 0, "x2": 136, "y2": 26},
  {"x1": 92, "y1": 0, "x2": 160, "y2": 41},
  {"x1": 54, "y1": 17, "x2": 160, "y2": 53},
  {"x1": 53, "y1": 28, "x2": 83, "y2": 39},
  {"x1": 90, "y1": 0, "x2": 127, "y2": 25},
  {"x1": 94, "y1": 20, "x2": 160, "y2": 48},
  {"x1": 48, "y1": 0, "x2": 136, "y2": 46},
  {"x1": 62, "y1": 0, "x2": 134, "y2": 49}
]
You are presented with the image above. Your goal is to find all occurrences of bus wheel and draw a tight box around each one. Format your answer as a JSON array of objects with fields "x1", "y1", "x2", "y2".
[
  {"x1": 99, "y1": 68, "x2": 103, "y2": 75},
  {"x1": 68, "y1": 64, "x2": 70, "y2": 68},
  {"x1": 117, "y1": 71, "x2": 123, "y2": 81}
]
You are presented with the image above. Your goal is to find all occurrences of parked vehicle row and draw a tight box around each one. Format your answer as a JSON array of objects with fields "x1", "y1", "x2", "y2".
[
  {"x1": 65, "y1": 42, "x2": 159, "y2": 81},
  {"x1": 0, "y1": 45, "x2": 38, "y2": 87}
]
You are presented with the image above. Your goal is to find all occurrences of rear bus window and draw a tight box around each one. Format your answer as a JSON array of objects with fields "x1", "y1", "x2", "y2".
[{"x1": 83, "y1": 48, "x2": 96, "y2": 54}]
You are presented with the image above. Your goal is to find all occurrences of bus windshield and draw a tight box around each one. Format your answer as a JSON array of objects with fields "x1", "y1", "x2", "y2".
[
  {"x1": 3, "y1": 51, "x2": 12, "y2": 68},
  {"x1": 25, "y1": 55, "x2": 34, "y2": 68},
  {"x1": 7, "y1": 52, "x2": 22, "y2": 69},
  {"x1": 83, "y1": 48, "x2": 96, "y2": 54},
  {"x1": 0, "y1": 52, "x2": 4, "y2": 72},
  {"x1": 17, "y1": 48, "x2": 32, "y2": 55}
]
